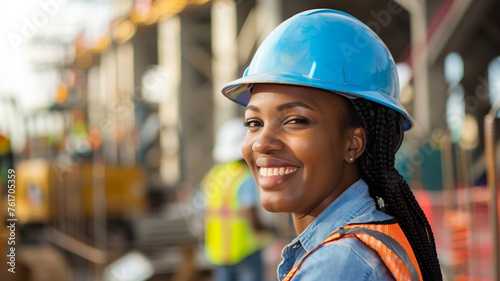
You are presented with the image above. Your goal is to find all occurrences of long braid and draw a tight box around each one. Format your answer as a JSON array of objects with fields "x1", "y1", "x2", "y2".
[{"x1": 347, "y1": 98, "x2": 443, "y2": 281}]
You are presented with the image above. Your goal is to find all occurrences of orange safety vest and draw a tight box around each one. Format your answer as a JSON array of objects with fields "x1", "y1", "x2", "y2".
[{"x1": 283, "y1": 219, "x2": 423, "y2": 281}]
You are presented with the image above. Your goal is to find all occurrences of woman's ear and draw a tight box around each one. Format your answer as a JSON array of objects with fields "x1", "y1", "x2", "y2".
[{"x1": 345, "y1": 127, "x2": 366, "y2": 163}]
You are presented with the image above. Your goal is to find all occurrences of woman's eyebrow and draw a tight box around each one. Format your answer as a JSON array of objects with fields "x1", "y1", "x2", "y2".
[
  {"x1": 246, "y1": 102, "x2": 313, "y2": 113},
  {"x1": 277, "y1": 102, "x2": 313, "y2": 111},
  {"x1": 246, "y1": 105, "x2": 260, "y2": 112}
]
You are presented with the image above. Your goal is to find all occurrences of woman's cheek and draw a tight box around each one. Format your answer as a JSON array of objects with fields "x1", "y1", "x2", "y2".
[{"x1": 241, "y1": 135, "x2": 254, "y2": 163}]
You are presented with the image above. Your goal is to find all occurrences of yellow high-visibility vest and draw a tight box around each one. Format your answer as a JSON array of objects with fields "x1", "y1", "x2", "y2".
[{"x1": 203, "y1": 160, "x2": 268, "y2": 265}]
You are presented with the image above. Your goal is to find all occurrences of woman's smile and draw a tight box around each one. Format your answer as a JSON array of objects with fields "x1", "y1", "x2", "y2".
[
  {"x1": 259, "y1": 166, "x2": 300, "y2": 177},
  {"x1": 255, "y1": 157, "x2": 301, "y2": 188},
  {"x1": 257, "y1": 166, "x2": 300, "y2": 189}
]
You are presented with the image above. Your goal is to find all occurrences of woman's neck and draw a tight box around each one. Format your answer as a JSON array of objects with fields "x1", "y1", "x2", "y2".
[{"x1": 291, "y1": 174, "x2": 361, "y2": 235}]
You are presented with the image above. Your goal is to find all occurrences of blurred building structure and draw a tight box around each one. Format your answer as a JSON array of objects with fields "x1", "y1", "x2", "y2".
[{"x1": 1, "y1": 0, "x2": 500, "y2": 280}]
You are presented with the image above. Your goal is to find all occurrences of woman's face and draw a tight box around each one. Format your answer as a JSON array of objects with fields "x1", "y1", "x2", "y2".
[{"x1": 242, "y1": 83, "x2": 360, "y2": 217}]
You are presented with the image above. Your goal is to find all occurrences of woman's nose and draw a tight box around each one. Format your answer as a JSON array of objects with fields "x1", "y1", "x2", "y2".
[{"x1": 251, "y1": 126, "x2": 283, "y2": 154}]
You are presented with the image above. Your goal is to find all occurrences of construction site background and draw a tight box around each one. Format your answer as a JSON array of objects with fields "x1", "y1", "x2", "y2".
[{"x1": 0, "y1": 0, "x2": 499, "y2": 280}]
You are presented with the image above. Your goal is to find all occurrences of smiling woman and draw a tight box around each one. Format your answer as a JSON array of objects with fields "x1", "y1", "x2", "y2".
[{"x1": 221, "y1": 9, "x2": 442, "y2": 281}]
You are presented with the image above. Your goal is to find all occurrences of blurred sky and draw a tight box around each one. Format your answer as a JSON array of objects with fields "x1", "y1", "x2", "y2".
[
  {"x1": 0, "y1": 0, "x2": 111, "y2": 150},
  {"x1": 0, "y1": 0, "x2": 42, "y2": 111},
  {"x1": 0, "y1": 0, "x2": 111, "y2": 111}
]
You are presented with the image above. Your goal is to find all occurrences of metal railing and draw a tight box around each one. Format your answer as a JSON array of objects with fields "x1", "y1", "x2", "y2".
[{"x1": 484, "y1": 101, "x2": 500, "y2": 281}]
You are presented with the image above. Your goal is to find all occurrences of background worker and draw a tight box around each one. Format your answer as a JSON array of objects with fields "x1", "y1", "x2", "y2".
[{"x1": 202, "y1": 118, "x2": 272, "y2": 281}]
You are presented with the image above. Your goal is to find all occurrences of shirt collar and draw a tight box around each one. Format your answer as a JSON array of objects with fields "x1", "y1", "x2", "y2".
[{"x1": 294, "y1": 179, "x2": 375, "y2": 252}]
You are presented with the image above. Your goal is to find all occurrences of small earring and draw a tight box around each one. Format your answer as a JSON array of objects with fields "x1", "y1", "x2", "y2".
[{"x1": 349, "y1": 157, "x2": 354, "y2": 162}]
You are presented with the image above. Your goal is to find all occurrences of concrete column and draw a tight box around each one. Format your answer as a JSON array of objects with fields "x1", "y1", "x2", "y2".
[
  {"x1": 158, "y1": 16, "x2": 181, "y2": 186},
  {"x1": 395, "y1": 0, "x2": 430, "y2": 136},
  {"x1": 116, "y1": 42, "x2": 136, "y2": 165},
  {"x1": 101, "y1": 48, "x2": 118, "y2": 164},
  {"x1": 211, "y1": 0, "x2": 239, "y2": 131}
]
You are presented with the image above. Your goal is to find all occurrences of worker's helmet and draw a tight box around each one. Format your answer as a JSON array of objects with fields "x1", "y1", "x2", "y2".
[
  {"x1": 221, "y1": 9, "x2": 413, "y2": 130},
  {"x1": 213, "y1": 118, "x2": 247, "y2": 163}
]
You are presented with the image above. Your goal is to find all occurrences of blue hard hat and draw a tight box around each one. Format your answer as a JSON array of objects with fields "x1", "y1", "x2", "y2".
[{"x1": 221, "y1": 9, "x2": 414, "y2": 130}]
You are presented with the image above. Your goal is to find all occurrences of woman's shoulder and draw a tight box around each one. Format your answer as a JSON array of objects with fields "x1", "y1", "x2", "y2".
[{"x1": 295, "y1": 237, "x2": 394, "y2": 280}]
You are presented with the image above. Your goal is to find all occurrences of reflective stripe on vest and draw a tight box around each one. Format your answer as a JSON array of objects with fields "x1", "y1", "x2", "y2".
[
  {"x1": 283, "y1": 219, "x2": 423, "y2": 281},
  {"x1": 203, "y1": 161, "x2": 263, "y2": 265}
]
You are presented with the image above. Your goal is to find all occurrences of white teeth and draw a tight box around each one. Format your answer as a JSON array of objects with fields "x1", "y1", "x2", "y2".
[{"x1": 260, "y1": 167, "x2": 299, "y2": 177}]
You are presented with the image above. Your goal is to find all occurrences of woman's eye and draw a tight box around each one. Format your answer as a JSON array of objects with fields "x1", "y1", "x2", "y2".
[
  {"x1": 244, "y1": 120, "x2": 262, "y2": 127},
  {"x1": 286, "y1": 118, "x2": 309, "y2": 125}
]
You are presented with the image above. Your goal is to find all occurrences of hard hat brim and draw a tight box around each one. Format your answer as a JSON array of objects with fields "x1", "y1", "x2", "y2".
[{"x1": 221, "y1": 73, "x2": 414, "y2": 131}]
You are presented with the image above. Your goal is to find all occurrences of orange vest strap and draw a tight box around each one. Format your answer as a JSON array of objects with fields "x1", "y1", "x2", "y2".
[{"x1": 283, "y1": 220, "x2": 422, "y2": 281}]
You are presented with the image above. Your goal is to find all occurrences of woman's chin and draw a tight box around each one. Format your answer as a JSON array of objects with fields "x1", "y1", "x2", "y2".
[
  {"x1": 261, "y1": 202, "x2": 279, "y2": 213},
  {"x1": 260, "y1": 197, "x2": 294, "y2": 213}
]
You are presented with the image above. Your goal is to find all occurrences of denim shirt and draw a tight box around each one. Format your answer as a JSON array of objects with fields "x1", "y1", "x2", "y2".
[{"x1": 277, "y1": 180, "x2": 396, "y2": 281}]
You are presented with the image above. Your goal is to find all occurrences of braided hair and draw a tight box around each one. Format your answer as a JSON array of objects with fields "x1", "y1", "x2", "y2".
[{"x1": 343, "y1": 97, "x2": 443, "y2": 281}]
